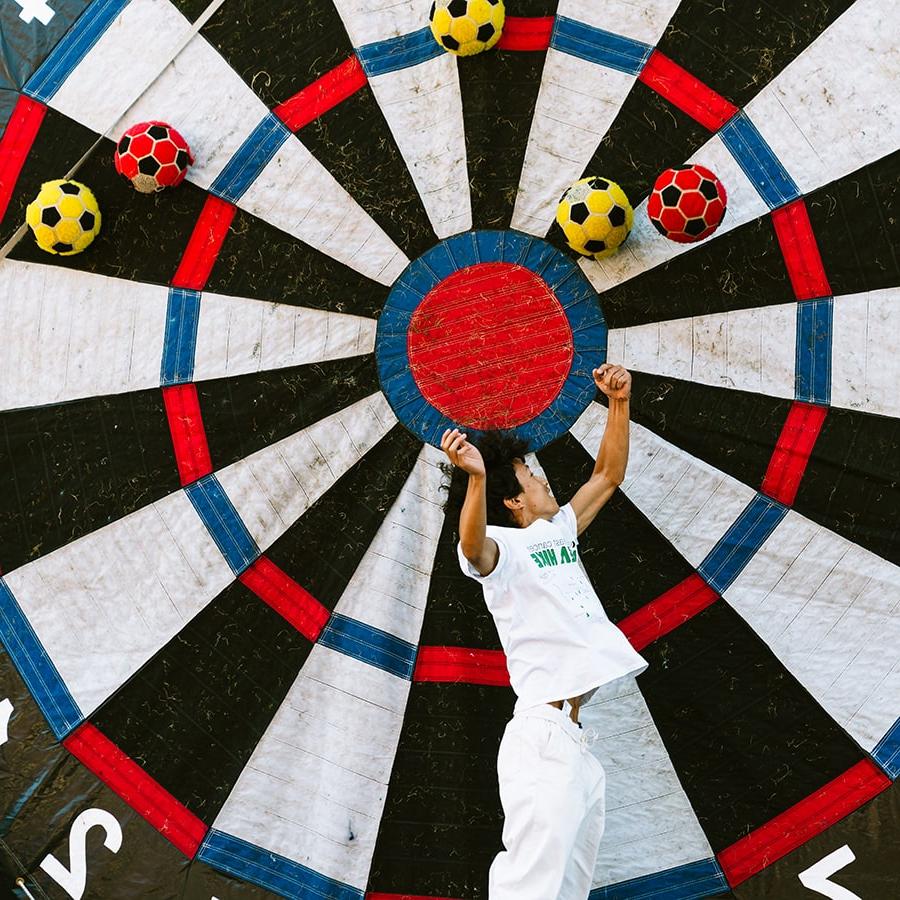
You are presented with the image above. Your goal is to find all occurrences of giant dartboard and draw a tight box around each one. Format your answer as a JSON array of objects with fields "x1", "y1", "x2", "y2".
[{"x1": 0, "y1": 0, "x2": 898, "y2": 898}]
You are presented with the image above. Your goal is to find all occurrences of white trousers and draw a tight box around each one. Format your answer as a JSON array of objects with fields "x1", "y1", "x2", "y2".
[{"x1": 489, "y1": 703, "x2": 606, "y2": 900}]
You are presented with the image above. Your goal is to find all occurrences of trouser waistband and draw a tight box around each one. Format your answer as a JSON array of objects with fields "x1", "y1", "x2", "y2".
[{"x1": 513, "y1": 702, "x2": 585, "y2": 742}]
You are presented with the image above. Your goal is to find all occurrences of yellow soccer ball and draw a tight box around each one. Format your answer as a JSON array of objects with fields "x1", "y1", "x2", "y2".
[
  {"x1": 430, "y1": 0, "x2": 505, "y2": 56},
  {"x1": 26, "y1": 179, "x2": 102, "y2": 255},
  {"x1": 556, "y1": 176, "x2": 633, "y2": 259}
]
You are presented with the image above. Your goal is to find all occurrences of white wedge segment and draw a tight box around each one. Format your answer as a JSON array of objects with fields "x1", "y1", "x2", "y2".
[
  {"x1": 584, "y1": 677, "x2": 715, "y2": 887},
  {"x1": 609, "y1": 304, "x2": 797, "y2": 400},
  {"x1": 3, "y1": 491, "x2": 235, "y2": 719},
  {"x1": 579, "y1": 0, "x2": 900, "y2": 294},
  {"x1": 334, "y1": 444, "x2": 445, "y2": 643},
  {"x1": 571, "y1": 0, "x2": 680, "y2": 40},
  {"x1": 330, "y1": 0, "x2": 426, "y2": 46},
  {"x1": 210, "y1": 650, "x2": 402, "y2": 887},
  {"x1": 609, "y1": 288, "x2": 900, "y2": 417},
  {"x1": 570, "y1": 403, "x2": 756, "y2": 568},
  {"x1": 366, "y1": 57, "x2": 470, "y2": 239},
  {"x1": 512, "y1": 0, "x2": 679, "y2": 237},
  {"x1": 211, "y1": 445, "x2": 445, "y2": 888},
  {"x1": 830, "y1": 288, "x2": 900, "y2": 418},
  {"x1": 48, "y1": 0, "x2": 188, "y2": 137},
  {"x1": 0, "y1": 260, "x2": 376, "y2": 412},
  {"x1": 215, "y1": 393, "x2": 398, "y2": 552},
  {"x1": 192, "y1": 292, "x2": 375, "y2": 381},
  {"x1": 724, "y1": 511, "x2": 900, "y2": 754},
  {"x1": 744, "y1": 0, "x2": 900, "y2": 196},
  {"x1": 45, "y1": 0, "x2": 408, "y2": 285},
  {"x1": 512, "y1": 50, "x2": 634, "y2": 237},
  {"x1": 237, "y1": 139, "x2": 409, "y2": 287},
  {"x1": 0, "y1": 259, "x2": 167, "y2": 412},
  {"x1": 331, "y1": 0, "x2": 470, "y2": 240},
  {"x1": 579, "y1": 135, "x2": 767, "y2": 295}
]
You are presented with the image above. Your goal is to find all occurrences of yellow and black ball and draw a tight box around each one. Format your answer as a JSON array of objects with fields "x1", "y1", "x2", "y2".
[
  {"x1": 556, "y1": 177, "x2": 633, "y2": 259},
  {"x1": 26, "y1": 179, "x2": 101, "y2": 255},
  {"x1": 429, "y1": 0, "x2": 505, "y2": 56}
]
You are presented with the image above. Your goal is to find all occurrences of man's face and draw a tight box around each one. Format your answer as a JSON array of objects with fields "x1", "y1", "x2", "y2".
[{"x1": 512, "y1": 459, "x2": 560, "y2": 521}]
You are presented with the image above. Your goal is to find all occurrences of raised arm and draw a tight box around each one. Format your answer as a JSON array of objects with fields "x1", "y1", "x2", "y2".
[
  {"x1": 570, "y1": 364, "x2": 631, "y2": 536},
  {"x1": 441, "y1": 428, "x2": 500, "y2": 576}
]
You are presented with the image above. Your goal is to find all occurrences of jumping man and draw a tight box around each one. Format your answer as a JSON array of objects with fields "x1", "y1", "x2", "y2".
[{"x1": 441, "y1": 363, "x2": 648, "y2": 899}]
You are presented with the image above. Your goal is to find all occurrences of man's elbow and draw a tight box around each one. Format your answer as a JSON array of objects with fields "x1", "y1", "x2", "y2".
[{"x1": 595, "y1": 469, "x2": 624, "y2": 488}]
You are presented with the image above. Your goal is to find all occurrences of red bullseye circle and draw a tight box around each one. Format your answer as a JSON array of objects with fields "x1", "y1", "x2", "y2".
[{"x1": 407, "y1": 262, "x2": 573, "y2": 429}]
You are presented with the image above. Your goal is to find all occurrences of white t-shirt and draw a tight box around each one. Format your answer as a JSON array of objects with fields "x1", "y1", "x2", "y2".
[{"x1": 458, "y1": 503, "x2": 648, "y2": 713}]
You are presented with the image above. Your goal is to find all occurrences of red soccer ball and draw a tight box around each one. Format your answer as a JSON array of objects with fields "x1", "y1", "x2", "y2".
[
  {"x1": 647, "y1": 164, "x2": 727, "y2": 243},
  {"x1": 114, "y1": 121, "x2": 193, "y2": 193}
]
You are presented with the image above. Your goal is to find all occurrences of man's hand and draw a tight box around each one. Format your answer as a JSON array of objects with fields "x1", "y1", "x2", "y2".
[
  {"x1": 441, "y1": 428, "x2": 486, "y2": 477},
  {"x1": 593, "y1": 363, "x2": 631, "y2": 401}
]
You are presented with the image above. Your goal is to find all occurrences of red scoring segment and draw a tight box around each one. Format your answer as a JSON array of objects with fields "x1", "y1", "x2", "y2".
[
  {"x1": 496, "y1": 15, "x2": 555, "y2": 51},
  {"x1": 407, "y1": 262, "x2": 573, "y2": 430},
  {"x1": 0, "y1": 95, "x2": 46, "y2": 223},
  {"x1": 718, "y1": 759, "x2": 891, "y2": 886},
  {"x1": 64, "y1": 723, "x2": 207, "y2": 857}
]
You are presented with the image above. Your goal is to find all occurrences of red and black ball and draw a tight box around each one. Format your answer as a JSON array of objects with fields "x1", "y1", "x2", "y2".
[
  {"x1": 647, "y1": 164, "x2": 727, "y2": 243},
  {"x1": 114, "y1": 121, "x2": 193, "y2": 193}
]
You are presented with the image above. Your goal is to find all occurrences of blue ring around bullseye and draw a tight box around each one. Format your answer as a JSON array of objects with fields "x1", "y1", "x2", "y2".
[{"x1": 376, "y1": 229, "x2": 607, "y2": 452}]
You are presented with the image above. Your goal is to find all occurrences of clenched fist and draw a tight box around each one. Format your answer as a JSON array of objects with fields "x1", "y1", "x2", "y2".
[
  {"x1": 593, "y1": 363, "x2": 631, "y2": 401},
  {"x1": 441, "y1": 428, "x2": 486, "y2": 477}
]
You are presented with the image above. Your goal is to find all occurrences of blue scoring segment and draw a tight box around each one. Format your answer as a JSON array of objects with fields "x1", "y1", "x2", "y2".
[
  {"x1": 720, "y1": 112, "x2": 801, "y2": 210},
  {"x1": 590, "y1": 857, "x2": 729, "y2": 900},
  {"x1": 24, "y1": 0, "x2": 130, "y2": 103},
  {"x1": 318, "y1": 613, "x2": 418, "y2": 680},
  {"x1": 873, "y1": 718, "x2": 900, "y2": 780},
  {"x1": 0, "y1": 579, "x2": 82, "y2": 740},
  {"x1": 698, "y1": 494, "x2": 788, "y2": 595},
  {"x1": 356, "y1": 26, "x2": 444, "y2": 77},
  {"x1": 184, "y1": 475, "x2": 260, "y2": 576},
  {"x1": 209, "y1": 112, "x2": 290, "y2": 204},
  {"x1": 199, "y1": 830, "x2": 364, "y2": 900},
  {"x1": 160, "y1": 287, "x2": 201, "y2": 386},
  {"x1": 376, "y1": 229, "x2": 606, "y2": 452},
  {"x1": 551, "y1": 16, "x2": 652, "y2": 76},
  {"x1": 795, "y1": 298, "x2": 833, "y2": 405}
]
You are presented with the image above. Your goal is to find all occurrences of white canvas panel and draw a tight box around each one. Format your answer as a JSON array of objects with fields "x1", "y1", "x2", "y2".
[
  {"x1": 0, "y1": 260, "x2": 167, "y2": 411},
  {"x1": 511, "y1": 50, "x2": 635, "y2": 237},
  {"x1": 570, "y1": 403, "x2": 756, "y2": 566},
  {"x1": 3, "y1": 490, "x2": 234, "y2": 718},
  {"x1": 117, "y1": 23, "x2": 267, "y2": 189},
  {"x1": 725, "y1": 510, "x2": 900, "y2": 753},
  {"x1": 513, "y1": 0, "x2": 680, "y2": 235},
  {"x1": 51, "y1": 0, "x2": 265, "y2": 189},
  {"x1": 239, "y1": 138, "x2": 409, "y2": 286},
  {"x1": 745, "y1": 0, "x2": 900, "y2": 196},
  {"x1": 48, "y1": 0, "x2": 188, "y2": 135},
  {"x1": 584, "y1": 677, "x2": 714, "y2": 888},
  {"x1": 211, "y1": 641, "x2": 414, "y2": 884},
  {"x1": 331, "y1": 0, "x2": 429, "y2": 46},
  {"x1": 193, "y1": 292, "x2": 375, "y2": 381},
  {"x1": 560, "y1": 0, "x2": 679, "y2": 45},
  {"x1": 368, "y1": 55, "x2": 470, "y2": 239},
  {"x1": 831, "y1": 287, "x2": 900, "y2": 417},
  {"x1": 334, "y1": 444, "x2": 444, "y2": 643},
  {"x1": 605, "y1": 327, "x2": 626, "y2": 369},
  {"x1": 611, "y1": 303, "x2": 797, "y2": 399},
  {"x1": 215, "y1": 393, "x2": 397, "y2": 552}
]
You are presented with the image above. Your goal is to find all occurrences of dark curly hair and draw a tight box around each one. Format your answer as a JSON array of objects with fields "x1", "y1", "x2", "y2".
[{"x1": 441, "y1": 430, "x2": 530, "y2": 528}]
